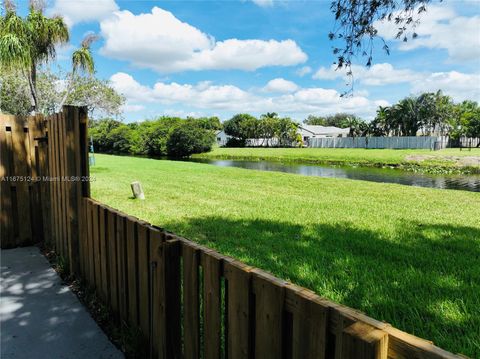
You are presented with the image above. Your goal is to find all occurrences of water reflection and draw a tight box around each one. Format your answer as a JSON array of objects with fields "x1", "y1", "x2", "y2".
[{"x1": 187, "y1": 159, "x2": 480, "y2": 192}]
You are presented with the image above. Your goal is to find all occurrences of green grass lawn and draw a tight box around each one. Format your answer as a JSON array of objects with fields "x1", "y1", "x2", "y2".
[
  {"x1": 91, "y1": 154, "x2": 480, "y2": 357},
  {"x1": 194, "y1": 147, "x2": 480, "y2": 173}
]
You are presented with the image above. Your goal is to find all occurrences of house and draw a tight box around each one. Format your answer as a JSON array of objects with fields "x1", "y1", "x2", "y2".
[
  {"x1": 215, "y1": 130, "x2": 231, "y2": 146},
  {"x1": 298, "y1": 125, "x2": 350, "y2": 143}
]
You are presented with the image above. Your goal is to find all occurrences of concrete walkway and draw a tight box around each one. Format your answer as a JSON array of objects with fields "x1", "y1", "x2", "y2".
[{"x1": 1, "y1": 247, "x2": 123, "y2": 359}]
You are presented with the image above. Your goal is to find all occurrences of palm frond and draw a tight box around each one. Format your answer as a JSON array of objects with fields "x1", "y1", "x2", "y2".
[
  {"x1": 0, "y1": 33, "x2": 31, "y2": 70},
  {"x1": 26, "y1": 9, "x2": 69, "y2": 64},
  {"x1": 2, "y1": 0, "x2": 16, "y2": 13},
  {"x1": 72, "y1": 46, "x2": 95, "y2": 75},
  {"x1": 29, "y1": 0, "x2": 46, "y2": 13}
]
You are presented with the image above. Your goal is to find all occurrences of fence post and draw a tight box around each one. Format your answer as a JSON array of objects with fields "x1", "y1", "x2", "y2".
[
  {"x1": 64, "y1": 106, "x2": 89, "y2": 276},
  {"x1": 341, "y1": 322, "x2": 388, "y2": 359}
]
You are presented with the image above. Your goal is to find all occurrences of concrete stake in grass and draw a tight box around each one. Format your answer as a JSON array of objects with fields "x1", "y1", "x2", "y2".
[{"x1": 131, "y1": 181, "x2": 145, "y2": 200}]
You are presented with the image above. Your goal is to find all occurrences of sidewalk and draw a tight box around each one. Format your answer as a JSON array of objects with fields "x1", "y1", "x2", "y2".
[{"x1": 1, "y1": 246, "x2": 123, "y2": 359}]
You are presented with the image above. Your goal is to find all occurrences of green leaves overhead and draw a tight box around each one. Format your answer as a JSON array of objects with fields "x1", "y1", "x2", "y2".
[
  {"x1": 72, "y1": 46, "x2": 95, "y2": 75},
  {"x1": 0, "y1": 6, "x2": 68, "y2": 71}
]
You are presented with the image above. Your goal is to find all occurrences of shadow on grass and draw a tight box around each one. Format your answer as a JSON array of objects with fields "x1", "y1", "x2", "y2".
[{"x1": 163, "y1": 216, "x2": 480, "y2": 357}]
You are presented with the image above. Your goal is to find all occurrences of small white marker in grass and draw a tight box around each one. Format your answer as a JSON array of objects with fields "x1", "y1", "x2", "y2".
[{"x1": 131, "y1": 181, "x2": 145, "y2": 200}]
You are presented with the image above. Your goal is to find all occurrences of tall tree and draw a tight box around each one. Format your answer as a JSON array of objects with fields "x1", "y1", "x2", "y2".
[
  {"x1": 0, "y1": 0, "x2": 69, "y2": 112},
  {"x1": 58, "y1": 33, "x2": 97, "y2": 111}
]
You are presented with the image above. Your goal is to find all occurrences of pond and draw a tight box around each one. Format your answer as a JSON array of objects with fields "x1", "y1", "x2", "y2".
[{"x1": 187, "y1": 159, "x2": 480, "y2": 192}]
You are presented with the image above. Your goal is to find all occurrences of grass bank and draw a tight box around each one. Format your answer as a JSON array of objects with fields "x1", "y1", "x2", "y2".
[
  {"x1": 91, "y1": 154, "x2": 480, "y2": 357},
  {"x1": 193, "y1": 147, "x2": 480, "y2": 174}
]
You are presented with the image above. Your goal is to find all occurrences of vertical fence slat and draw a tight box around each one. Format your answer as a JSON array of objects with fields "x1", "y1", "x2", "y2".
[
  {"x1": 12, "y1": 116, "x2": 32, "y2": 244},
  {"x1": 38, "y1": 118, "x2": 50, "y2": 246},
  {"x1": 137, "y1": 223, "x2": 150, "y2": 339},
  {"x1": 150, "y1": 229, "x2": 166, "y2": 359},
  {"x1": 58, "y1": 113, "x2": 67, "y2": 257},
  {"x1": 116, "y1": 214, "x2": 128, "y2": 322},
  {"x1": 183, "y1": 243, "x2": 200, "y2": 359},
  {"x1": 0, "y1": 117, "x2": 13, "y2": 246},
  {"x1": 65, "y1": 108, "x2": 80, "y2": 275},
  {"x1": 51, "y1": 115, "x2": 59, "y2": 251},
  {"x1": 87, "y1": 200, "x2": 96, "y2": 288},
  {"x1": 61, "y1": 113, "x2": 70, "y2": 259},
  {"x1": 286, "y1": 286, "x2": 328, "y2": 359},
  {"x1": 126, "y1": 218, "x2": 139, "y2": 326},
  {"x1": 224, "y1": 260, "x2": 252, "y2": 359},
  {"x1": 56, "y1": 113, "x2": 62, "y2": 254},
  {"x1": 92, "y1": 203, "x2": 102, "y2": 290},
  {"x1": 99, "y1": 205, "x2": 109, "y2": 301},
  {"x1": 107, "y1": 209, "x2": 118, "y2": 314},
  {"x1": 203, "y1": 251, "x2": 222, "y2": 359},
  {"x1": 27, "y1": 116, "x2": 40, "y2": 241},
  {"x1": 165, "y1": 240, "x2": 181, "y2": 359},
  {"x1": 54, "y1": 113, "x2": 63, "y2": 255},
  {"x1": 252, "y1": 270, "x2": 285, "y2": 359}
]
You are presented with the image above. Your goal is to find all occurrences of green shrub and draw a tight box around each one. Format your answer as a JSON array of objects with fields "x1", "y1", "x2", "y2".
[{"x1": 167, "y1": 124, "x2": 215, "y2": 157}]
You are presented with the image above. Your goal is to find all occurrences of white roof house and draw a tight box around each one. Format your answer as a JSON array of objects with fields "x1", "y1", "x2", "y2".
[
  {"x1": 215, "y1": 130, "x2": 231, "y2": 146},
  {"x1": 298, "y1": 125, "x2": 350, "y2": 139}
]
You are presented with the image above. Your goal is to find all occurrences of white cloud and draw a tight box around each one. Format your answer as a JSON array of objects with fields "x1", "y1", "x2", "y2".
[
  {"x1": 48, "y1": 0, "x2": 118, "y2": 27},
  {"x1": 312, "y1": 65, "x2": 343, "y2": 81},
  {"x1": 412, "y1": 71, "x2": 480, "y2": 102},
  {"x1": 100, "y1": 7, "x2": 307, "y2": 73},
  {"x1": 374, "y1": 5, "x2": 480, "y2": 62},
  {"x1": 313, "y1": 63, "x2": 420, "y2": 85},
  {"x1": 312, "y1": 63, "x2": 480, "y2": 102},
  {"x1": 121, "y1": 104, "x2": 145, "y2": 113},
  {"x1": 110, "y1": 72, "x2": 387, "y2": 119},
  {"x1": 296, "y1": 66, "x2": 312, "y2": 77},
  {"x1": 263, "y1": 78, "x2": 299, "y2": 93}
]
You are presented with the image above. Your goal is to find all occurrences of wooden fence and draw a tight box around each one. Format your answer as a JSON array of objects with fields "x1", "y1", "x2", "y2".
[
  {"x1": 0, "y1": 108, "x2": 466, "y2": 358},
  {"x1": 79, "y1": 198, "x2": 462, "y2": 359},
  {"x1": 0, "y1": 114, "x2": 49, "y2": 247}
]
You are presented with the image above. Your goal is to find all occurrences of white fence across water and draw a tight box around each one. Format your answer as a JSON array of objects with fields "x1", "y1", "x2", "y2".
[{"x1": 308, "y1": 136, "x2": 448, "y2": 150}]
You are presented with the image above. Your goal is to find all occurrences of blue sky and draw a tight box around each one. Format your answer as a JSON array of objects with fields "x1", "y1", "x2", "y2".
[{"x1": 32, "y1": 1, "x2": 480, "y2": 121}]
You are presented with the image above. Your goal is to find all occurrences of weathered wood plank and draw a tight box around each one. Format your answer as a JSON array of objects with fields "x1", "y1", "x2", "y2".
[
  {"x1": 107, "y1": 209, "x2": 118, "y2": 313},
  {"x1": 99, "y1": 205, "x2": 109, "y2": 301},
  {"x1": 342, "y1": 322, "x2": 388, "y2": 359},
  {"x1": 37, "y1": 117, "x2": 50, "y2": 247},
  {"x1": 11, "y1": 116, "x2": 32, "y2": 244},
  {"x1": 252, "y1": 269, "x2": 286, "y2": 359},
  {"x1": 285, "y1": 285, "x2": 327, "y2": 359},
  {"x1": 149, "y1": 228, "x2": 166, "y2": 359},
  {"x1": 65, "y1": 107, "x2": 81, "y2": 275},
  {"x1": 87, "y1": 200, "x2": 96, "y2": 288},
  {"x1": 203, "y1": 251, "x2": 222, "y2": 359},
  {"x1": 58, "y1": 112, "x2": 68, "y2": 257},
  {"x1": 50, "y1": 116, "x2": 59, "y2": 251},
  {"x1": 164, "y1": 240, "x2": 181, "y2": 359},
  {"x1": 224, "y1": 260, "x2": 253, "y2": 359},
  {"x1": 92, "y1": 202, "x2": 102, "y2": 290},
  {"x1": 116, "y1": 213, "x2": 128, "y2": 322},
  {"x1": 126, "y1": 218, "x2": 139, "y2": 326},
  {"x1": 27, "y1": 116, "x2": 41, "y2": 242},
  {"x1": 183, "y1": 243, "x2": 200, "y2": 359},
  {"x1": 137, "y1": 224, "x2": 150, "y2": 339},
  {"x1": 0, "y1": 118, "x2": 13, "y2": 247}
]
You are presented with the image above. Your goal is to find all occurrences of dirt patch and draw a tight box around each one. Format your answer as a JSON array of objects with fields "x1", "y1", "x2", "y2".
[{"x1": 406, "y1": 154, "x2": 480, "y2": 167}]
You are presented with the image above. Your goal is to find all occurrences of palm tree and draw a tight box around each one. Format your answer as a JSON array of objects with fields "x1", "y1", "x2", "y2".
[
  {"x1": 57, "y1": 34, "x2": 97, "y2": 111},
  {"x1": 0, "y1": 0, "x2": 69, "y2": 113}
]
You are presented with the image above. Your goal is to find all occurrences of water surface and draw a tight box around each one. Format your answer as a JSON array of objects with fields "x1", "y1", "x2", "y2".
[{"x1": 187, "y1": 159, "x2": 480, "y2": 192}]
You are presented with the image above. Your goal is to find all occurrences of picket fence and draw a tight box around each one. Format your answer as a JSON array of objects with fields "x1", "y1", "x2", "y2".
[{"x1": 308, "y1": 136, "x2": 447, "y2": 150}]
